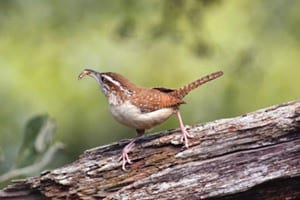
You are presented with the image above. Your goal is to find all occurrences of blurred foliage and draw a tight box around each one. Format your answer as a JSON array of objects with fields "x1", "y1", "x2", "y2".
[
  {"x1": 16, "y1": 115, "x2": 58, "y2": 167},
  {"x1": 0, "y1": 115, "x2": 63, "y2": 188},
  {"x1": 0, "y1": 0, "x2": 299, "y2": 179}
]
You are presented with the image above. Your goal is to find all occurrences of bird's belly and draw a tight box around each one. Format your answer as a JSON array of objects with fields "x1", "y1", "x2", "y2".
[{"x1": 109, "y1": 101, "x2": 174, "y2": 130}]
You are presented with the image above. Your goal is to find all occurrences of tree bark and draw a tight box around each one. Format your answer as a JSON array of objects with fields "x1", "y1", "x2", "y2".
[{"x1": 1, "y1": 100, "x2": 300, "y2": 200}]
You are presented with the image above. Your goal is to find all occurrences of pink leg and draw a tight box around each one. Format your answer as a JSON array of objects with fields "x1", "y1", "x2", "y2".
[
  {"x1": 176, "y1": 110, "x2": 194, "y2": 148},
  {"x1": 119, "y1": 138, "x2": 136, "y2": 171},
  {"x1": 119, "y1": 129, "x2": 144, "y2": 171}
]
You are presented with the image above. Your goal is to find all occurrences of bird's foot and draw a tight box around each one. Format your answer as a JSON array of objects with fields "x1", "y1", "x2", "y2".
[
  {"x1": 180, "y1": 126, "x2": 194, "y2": 148},
  {"x1": 118, "y1": 141, "x2": 135, "y2": 171}
]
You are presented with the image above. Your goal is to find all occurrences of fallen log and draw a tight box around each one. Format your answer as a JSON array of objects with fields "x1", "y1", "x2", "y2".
[{"x1": 1, "y1": 100, "x2": 299, "y2": 199}]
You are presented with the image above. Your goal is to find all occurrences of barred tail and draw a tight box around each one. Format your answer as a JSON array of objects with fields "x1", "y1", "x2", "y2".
[{"x1": 171, "y1": 71, "x2": 224, "y2": 99}]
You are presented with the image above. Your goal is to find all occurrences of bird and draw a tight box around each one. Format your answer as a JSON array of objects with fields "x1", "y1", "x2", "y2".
[{"x1": 78, "y1": 69, "x2": 223, "y2": 170}]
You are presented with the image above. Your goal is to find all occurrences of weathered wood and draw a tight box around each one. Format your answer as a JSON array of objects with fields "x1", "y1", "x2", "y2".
[{"x1": 1, "y1": 100, "x2": 300, "y2": 199}]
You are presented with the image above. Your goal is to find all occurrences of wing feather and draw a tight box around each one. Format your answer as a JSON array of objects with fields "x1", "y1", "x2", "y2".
[{"x1": 130, "y1": 88, "x2": 185, "y2": 113}]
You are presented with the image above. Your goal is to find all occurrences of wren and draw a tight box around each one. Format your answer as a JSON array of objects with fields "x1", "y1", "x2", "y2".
[{"x1": 78, "y1": 69, "x2": 223, "y2": 170}]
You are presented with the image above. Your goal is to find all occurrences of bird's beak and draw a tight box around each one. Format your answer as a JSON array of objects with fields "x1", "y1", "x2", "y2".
[{"x1": 78, "y1": 69, "x2": 100, "y2": 81}]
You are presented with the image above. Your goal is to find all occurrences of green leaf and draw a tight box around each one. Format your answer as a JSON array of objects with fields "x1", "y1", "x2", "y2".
[
  {"x1": 34, "y1": 117, "x2": 57, "y2": 153},
  {"x1": 16, "y1": 115, "x2": 56, "y2": 168}
]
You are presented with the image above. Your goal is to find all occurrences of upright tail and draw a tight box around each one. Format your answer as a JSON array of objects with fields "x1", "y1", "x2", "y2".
[{"x1": 170, "y1": 71, "x2": 224, "y2": 99}]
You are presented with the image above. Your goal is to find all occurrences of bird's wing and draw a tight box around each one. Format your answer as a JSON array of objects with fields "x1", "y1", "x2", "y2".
[{"x1": 130, "y1": 88, "x2": 185, "y2": 113}]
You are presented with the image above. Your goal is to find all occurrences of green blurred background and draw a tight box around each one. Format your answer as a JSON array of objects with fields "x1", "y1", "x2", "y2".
[{"x1": 0, "y1": 0, "x2": 299, "y2": 182}]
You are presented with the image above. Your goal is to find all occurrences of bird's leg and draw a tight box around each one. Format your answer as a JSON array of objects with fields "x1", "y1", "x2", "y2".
[
  {"x1": 175, "y1": 110, "x2": 194, "y2": 148},
  {"x1": 119, "y1": 129, "x2": 144, "y2": 171},
  {"x1": 119, "y1": 138, "x2": 136, "y2": 170}
]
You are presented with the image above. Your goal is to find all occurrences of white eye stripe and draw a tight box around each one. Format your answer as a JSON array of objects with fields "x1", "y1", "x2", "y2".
[
  {"x1": 101, "y1": 74, "x2": 133, "y2": 96},
  {"x1": 101, "y1": 74, "x2": 122, "y2": 87}
]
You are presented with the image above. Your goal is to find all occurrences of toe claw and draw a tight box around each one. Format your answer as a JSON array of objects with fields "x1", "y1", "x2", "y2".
[{"x1": 122, "y1": 161, "x2": 127, "y2": 171}]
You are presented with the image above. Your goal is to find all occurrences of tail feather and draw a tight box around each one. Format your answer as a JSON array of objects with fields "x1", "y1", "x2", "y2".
[{"x1": 170, "y1": 71, "x2": 224, "y2": 99}]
